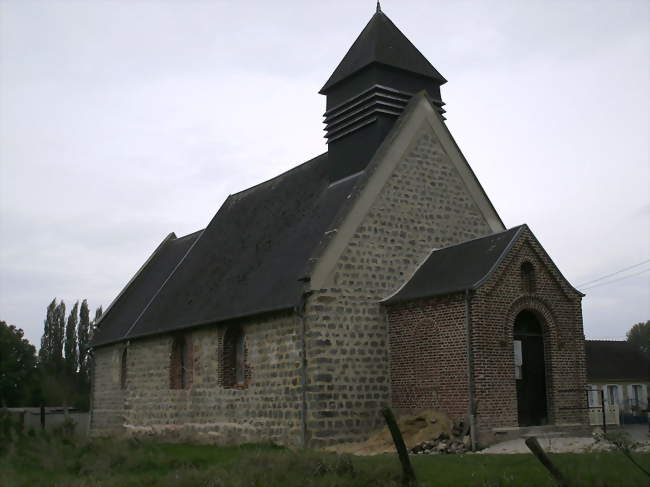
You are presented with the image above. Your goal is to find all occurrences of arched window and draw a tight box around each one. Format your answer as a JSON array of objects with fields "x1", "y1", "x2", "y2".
[
  {"x1": 120, "y1": 347, "x2": 128, "y2": 390},
  {"x1": 170, "y1": 335, "x2": 192, "y2": 389},
  {"x1": 521, "y1": 261, "x2": 536, "y2": 294},
  {"x1": 222, "y1": 327, "x2": 246, "y2": 387}
]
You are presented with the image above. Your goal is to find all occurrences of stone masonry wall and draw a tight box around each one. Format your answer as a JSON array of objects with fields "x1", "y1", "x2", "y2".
[
  {"x1": 304, "y1": 127, "x2": 494, "y2": 446},
  {"x1": 472, "y1": 229, "x2": 587, "y2": 438},
  {"x1": 91, "y1": 345, "x2": 127, "y2": 436},
  {"x1": 388, "y1": 294, "x2": 469, "y2": 419},
  {"x1": 91, "y1": 311, "x2": 305, "y2": 446}
]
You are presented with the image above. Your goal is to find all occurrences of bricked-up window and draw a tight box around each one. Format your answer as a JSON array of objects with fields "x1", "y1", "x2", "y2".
[
  {"x1": 170, "y1": 335, "x2": 192, "y2": 389},
  {"x1": 222, "y1": 327, "x2": 247, "y2": 387},
  {"x1": 120, "y1": 347, "x2": 128, "y2": 390},
  {"x1": 521, "y1": 261, "x2": 536, "y2": 293}
]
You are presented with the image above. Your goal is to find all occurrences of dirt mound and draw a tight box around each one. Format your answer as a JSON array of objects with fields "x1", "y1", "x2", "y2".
[{"x1": 325, "y1": 409, "x2": 454, "y2": 456}]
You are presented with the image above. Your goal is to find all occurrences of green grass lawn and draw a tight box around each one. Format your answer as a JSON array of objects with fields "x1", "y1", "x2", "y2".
[{"x1": 1, "y1": 432, "x2": 649, "y2": 487}]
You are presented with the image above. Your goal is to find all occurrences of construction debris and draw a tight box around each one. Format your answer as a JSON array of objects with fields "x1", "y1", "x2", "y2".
[
  {"x1": 325, "y1": 409, "x2": 471, "y2": 456},
  {"x1": 409, "y1": 433, "x2": 472, "y2": 455}
]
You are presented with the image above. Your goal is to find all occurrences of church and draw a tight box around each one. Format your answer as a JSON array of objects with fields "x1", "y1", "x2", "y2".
[{"x1": 90, "y1": 5, "x2": 588, "y2": 447}]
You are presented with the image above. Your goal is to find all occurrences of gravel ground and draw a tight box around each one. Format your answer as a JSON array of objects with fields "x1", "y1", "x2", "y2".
[{"x1": 478, "y1": 425, "x2": 650, "y2": 454}]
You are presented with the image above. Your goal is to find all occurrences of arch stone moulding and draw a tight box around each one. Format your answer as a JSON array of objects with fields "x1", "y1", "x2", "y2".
[{"x1": 502, "y1": 295, "x2": 562, "y2": 347}]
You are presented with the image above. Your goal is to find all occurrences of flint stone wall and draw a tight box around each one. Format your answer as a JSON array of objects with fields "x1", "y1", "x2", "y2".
[
  {"x1": 90, "y1": 345, "x2": 127, "y2": 435},
  {"x1": 91, "y1": 312, "x2": 304, "y2": 445}
]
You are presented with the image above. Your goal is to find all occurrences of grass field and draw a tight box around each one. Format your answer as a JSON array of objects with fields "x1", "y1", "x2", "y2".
[{"x1": 1, "y1": 430, "x2": 649, "y2": 487}]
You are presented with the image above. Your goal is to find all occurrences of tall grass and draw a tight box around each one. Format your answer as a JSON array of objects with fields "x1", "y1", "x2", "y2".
[{"x1": 1, "y1": 415, "x2": 648, "y2": 487}]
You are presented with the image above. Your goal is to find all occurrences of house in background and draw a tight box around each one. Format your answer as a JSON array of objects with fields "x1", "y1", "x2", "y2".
[{"x1": 586, "y1": 340, "x2": 649, "y2": 423}]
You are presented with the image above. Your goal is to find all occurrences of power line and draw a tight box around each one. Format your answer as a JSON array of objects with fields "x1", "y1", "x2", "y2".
[
  {"x1": 581, "y1": 267, "x2": 650, "y2": 291},
  {"x1": 576, "y1": 259, "x2": 650, "y2": 287}
]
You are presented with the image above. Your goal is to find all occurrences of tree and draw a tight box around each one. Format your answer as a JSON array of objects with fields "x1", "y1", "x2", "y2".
[
  {"x1": 0, "y1": 321, "x2": 38, "y2": 406},
  {"x1": 35, "y1": 298, "x2": 103, "y2": 409},
  {"x1": 64, "y1": 301, "x2": 79, "y2": 374},
  {"x1": 39, "y1": 299, "x2": 57, "y2": 364},
  {"x1": 89, "y1": 306, "x2": 103, "y2": 342},
  {"x1": 627, "y1": 321, "x2": 650, "y2": 359},
  {"x1": 78, "y1": 300, "x2": 91, "y2": 382},
  {"x1": 51, "y1": 301, "x2": 66, "y2": 368}
]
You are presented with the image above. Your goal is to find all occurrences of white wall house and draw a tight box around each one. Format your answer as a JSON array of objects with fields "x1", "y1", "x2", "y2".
[{"x1": 586, "y1": 340, "x2": 649, "y2": 424}]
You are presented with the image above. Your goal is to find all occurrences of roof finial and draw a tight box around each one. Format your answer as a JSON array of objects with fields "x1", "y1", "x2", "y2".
[{"x1": 376, "y1": 1, "x2": 382, "y2": 13}]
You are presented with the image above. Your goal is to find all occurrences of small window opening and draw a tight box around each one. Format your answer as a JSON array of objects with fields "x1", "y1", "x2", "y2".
[
  {"x1": 120, "y1": 347, "x2": 128, "y2": 390},
  {"x1": 170, "y1": 336, "x2": 191, "y2": 389},
  {"x1": 223, "y1": 327, "x2": 247, "y2": 388},
  {"x1": 521, "y1": 261, "x2": 536, "y2": 293},
  {"x1": 235, "y1": 332, "x2": 245, "y2": 385}
]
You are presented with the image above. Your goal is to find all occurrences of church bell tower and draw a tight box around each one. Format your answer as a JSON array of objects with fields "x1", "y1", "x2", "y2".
[{"x1": 321, "y1": 4, "x2": 447, "y2": 181}]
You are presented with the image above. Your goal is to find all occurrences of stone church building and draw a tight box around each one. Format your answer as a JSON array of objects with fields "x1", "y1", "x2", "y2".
[{"x1": 90, "y1": 6, "x2": 588, "y2": 447}]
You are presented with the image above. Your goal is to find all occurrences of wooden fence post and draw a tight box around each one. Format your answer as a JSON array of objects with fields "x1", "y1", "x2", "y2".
[
  {"x1": 525, "y1": 436, "x2": 568, "y2": 487},
  {"x1": 381, "y1": 406, "x2": 417, "y2": 487},
  {"x1": 600, "y1": 390, "x2": 607, "y2": 434}
]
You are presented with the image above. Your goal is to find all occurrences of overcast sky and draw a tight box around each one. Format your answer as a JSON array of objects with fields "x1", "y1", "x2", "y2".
[{"x1": 1, "y1": 0, "x2": 648, "y2": 348}]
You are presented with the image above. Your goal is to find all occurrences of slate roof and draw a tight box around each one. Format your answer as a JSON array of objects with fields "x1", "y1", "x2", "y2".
[
  {"x1": 93, "y1": 153, "x2": 361, "y2": 347},
  {"x1": 585, "y1": 340, "x2": 650, "y2": 382},
  {"x1": 92, "y1": 231, "x2": 201, "y2": 346},
  {"x1": 384, "y1": 225, "x2": 525, "y2": 304},
  {"x1": 320, "y1": 8, "x2": 446, "y2": 93}
]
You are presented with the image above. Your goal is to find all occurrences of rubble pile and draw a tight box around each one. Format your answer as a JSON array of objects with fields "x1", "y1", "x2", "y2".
[
  {"x1": 409, "y1": 418, "x2": 472, "y2": 455},
  {"x1": 325, "y1": 409, "x2": 468, "y2": 456}
]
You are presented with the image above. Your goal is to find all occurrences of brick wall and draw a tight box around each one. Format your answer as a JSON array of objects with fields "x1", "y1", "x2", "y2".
[
  {"x1": 386, "y1": 227, "x2": 587, "y2": 444},
  {"x1": 388, "y1": 294, "x2": 469, "y2": 419},
  {"x1": 91, "y1": 311, "x2": 305, "y2": 446},
  {"x1": 473, "y1": 229, "x2": 587, "y2": 435},
  {"x1": 304, "y1": 127, "x2": 494, "y2": 446}
]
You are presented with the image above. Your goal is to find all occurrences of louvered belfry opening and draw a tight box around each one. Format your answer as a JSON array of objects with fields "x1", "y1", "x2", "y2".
[{"x1": 320, "y1": 7, "x2": 446, "y2": 182}]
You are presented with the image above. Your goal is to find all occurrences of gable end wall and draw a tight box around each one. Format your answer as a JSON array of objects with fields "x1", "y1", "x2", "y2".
[
  {"x1": 472, "y1": 230, "x2": 587, "y2": 435},
  {"x1": 304, "y1": 121, "x2": 494, "y2": 446},
  {"x1": 385, "y1": 230, "x2": 587, "y2": 445}
]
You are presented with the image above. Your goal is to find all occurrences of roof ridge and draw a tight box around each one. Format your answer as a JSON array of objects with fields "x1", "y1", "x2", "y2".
[{"x1": 231, "y1": 152, "x2": 327, "y2": 199}]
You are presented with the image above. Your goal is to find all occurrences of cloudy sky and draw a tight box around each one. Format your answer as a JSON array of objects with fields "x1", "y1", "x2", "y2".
[{"x1": 1, "y1": 0, "x2": 648, "y2": 347}]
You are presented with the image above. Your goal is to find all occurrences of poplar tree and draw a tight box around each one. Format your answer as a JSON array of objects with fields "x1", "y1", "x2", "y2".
[
  {"x1": 78, "y1": 299, "x2": 91, "y2": 381},
  {"x1": 90, "y1": 306, "x2": 103, "y2": 340},
  {"x1": 52, "y1": 301, "x2": 66, "y2": 367},
  {"x1": 64, "y1": 301, "x2": 79, "y2": 374},
  {"x1": 39, "y1": 299, "x2": 57, "y2": 364}
]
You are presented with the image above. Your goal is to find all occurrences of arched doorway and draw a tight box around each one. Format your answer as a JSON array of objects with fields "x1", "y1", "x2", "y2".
[{"x1": 514, "y1": 310, "x2": 548, "y2": 426}]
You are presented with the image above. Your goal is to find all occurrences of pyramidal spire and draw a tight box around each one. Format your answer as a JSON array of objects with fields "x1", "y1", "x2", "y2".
[
  {"x1": 320, "y1": 6, "x2": 447, "y2": 182},
  {"x1": 320, "y1": 7, "x2": 446, "y2": 94}
]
